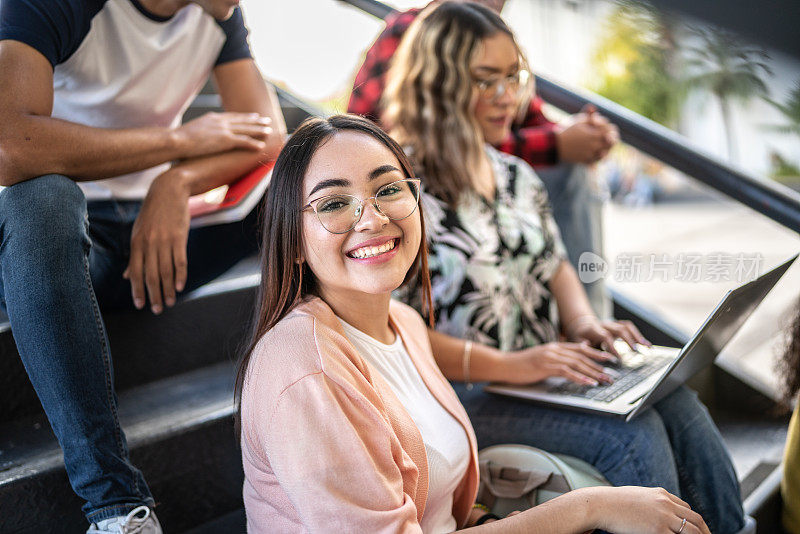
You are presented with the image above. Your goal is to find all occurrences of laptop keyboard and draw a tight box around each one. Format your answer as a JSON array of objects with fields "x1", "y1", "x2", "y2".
[{"x1": 549, "y1": 355, "x2": 673, "y2": 403}]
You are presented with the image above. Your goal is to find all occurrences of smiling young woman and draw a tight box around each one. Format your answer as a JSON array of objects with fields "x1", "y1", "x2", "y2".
[{"x1": 233, "y1": 114, "x2": 712, "y2": 534}]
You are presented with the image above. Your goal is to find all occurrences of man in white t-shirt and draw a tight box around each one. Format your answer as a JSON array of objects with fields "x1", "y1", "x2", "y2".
[{"x1": 0, "y1": 0, "x2": 286, "y2": 531}]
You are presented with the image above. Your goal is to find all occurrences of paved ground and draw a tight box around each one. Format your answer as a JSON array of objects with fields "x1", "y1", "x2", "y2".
[{"x1": 603, "y1": 199, "x2": 800, "y2": 399}]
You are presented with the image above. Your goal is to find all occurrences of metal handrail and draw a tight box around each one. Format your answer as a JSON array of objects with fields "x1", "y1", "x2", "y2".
[
  {"x1": 335, "y1": 0, "x2": 394, "y2": 19},
  {"x1": 335, "y1": 0, "x2": 800, "y2": 235},
  {"x1": 535, "y1": 76, "x2": 800, "y2": 235}
]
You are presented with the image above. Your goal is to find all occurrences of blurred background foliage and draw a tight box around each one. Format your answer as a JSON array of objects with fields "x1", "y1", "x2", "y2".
[
  {"x1": 589, "y1": 1, "x2": 796, "y2": 181},
  {"x1": 590, "y1": 2, "x2": 685, "y2": 128}
]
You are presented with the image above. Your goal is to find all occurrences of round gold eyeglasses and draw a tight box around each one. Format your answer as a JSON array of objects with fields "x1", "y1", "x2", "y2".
[{"x1": 301, "y1": 178, "x2": 421, "y2": 234}]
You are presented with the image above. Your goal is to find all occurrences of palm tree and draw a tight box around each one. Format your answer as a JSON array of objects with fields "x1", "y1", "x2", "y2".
[
  {"x1": 592, "y1": 2, "x2": 686, "y2": 129},
  {"x1": 684, "y1": 27, "x2": 772, "y2": 163},
  {"x1": 765, "y1": 79, "x2": 800, "y2": 137}
]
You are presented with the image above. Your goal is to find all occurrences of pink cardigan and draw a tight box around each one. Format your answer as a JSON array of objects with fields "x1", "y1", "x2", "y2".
[{"x1": 240, "y1": 297, "x2": 479, "y2": 533}]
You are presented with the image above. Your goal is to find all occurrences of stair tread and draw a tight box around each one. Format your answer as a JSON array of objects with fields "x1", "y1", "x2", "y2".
[
  {"x1": 0, "y1": 261, "x2": 259, "y2": 334},
  {"x1": 2, "y1": 369, "x2": 789, "y2": 485},
  {"x1": 0, "y1": 361, "x2": 235, "y2": 485},
  {"x1": 713, "y1": 409, "x2": 790, "y2": 485},
  {"x1": 0, "y1": 265, "x2": 258, "y2": 423}
]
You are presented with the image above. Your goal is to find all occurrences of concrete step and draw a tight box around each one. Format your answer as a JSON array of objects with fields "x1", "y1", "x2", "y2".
[
  {"x1": 0, "y1": 362, "x2": 243, "y2": 534},
  {"x1": 181, "y1": 508, "x2": 246, "y2": 534},
  {"x1": 0, "y1": 271, "x2": 258, "y2": 425}
]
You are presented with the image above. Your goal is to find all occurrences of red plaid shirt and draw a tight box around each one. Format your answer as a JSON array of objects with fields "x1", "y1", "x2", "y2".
[{"x1": 348, "y1": 7, "x2": 559, "y2": 166}]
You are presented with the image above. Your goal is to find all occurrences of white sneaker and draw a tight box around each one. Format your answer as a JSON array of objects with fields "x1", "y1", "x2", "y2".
[{"x1": 87, "y1": 506, "x2": 162, "y2": 534}]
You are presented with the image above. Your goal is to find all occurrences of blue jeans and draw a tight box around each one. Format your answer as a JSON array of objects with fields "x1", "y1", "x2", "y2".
[
  {"x1": 0, "y1": 175, "x2": 259, "y2": 523},
  {"x1": 536, "y1": 164, "x2": 610, "y2": 318},
  {"x1": 455, "y1": 383, "x2": 745, "y2": 533}
]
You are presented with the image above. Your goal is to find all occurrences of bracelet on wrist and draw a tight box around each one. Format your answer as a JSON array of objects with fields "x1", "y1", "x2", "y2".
[{"x1": 462, "y1": 340, "x2": 474, "y2": 391}]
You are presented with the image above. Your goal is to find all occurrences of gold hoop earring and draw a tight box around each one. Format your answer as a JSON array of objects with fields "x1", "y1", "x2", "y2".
[{"x1": 294, "y1": 262, "x2": 304, "y2": 302}]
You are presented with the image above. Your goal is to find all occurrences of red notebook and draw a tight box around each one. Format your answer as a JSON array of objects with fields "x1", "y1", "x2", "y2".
[{"x1": 188, "y1": 161, "x2": 274, "y2": 228}]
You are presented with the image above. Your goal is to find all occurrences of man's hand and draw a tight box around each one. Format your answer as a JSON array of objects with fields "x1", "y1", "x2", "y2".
[
  {"x1": 173, "y1": 112, "x2": 273, "y2": 159},
  {"x1": 123, "y1": 171, "x2": 191, "y2": 314},
  {"x1": 556, "y1": 104, "x2": 619, "y2": 165}
]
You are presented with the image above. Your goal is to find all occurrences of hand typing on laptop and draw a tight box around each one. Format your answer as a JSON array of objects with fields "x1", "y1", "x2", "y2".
[
  {"x1": 566, "y1": 315, "x2": 652, "y2": 358},
  {"x1": 549, "y1": 353, "x2": 674, "y2": 403},
  {"x1": 493, "y1": 341, "x2": 617, "y2": 387},
  {"x1": 603, "y1": 339, "x2": 655, "y2": 368},
  {"x1": 485, "y1": 255, "x2": 797, "y2": 419},
  {"x1": 488, "y1": 335, "x2": 654, "y2": 388}
]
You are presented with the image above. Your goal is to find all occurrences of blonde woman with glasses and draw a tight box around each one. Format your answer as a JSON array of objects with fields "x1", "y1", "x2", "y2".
[{"x1": 384, "y1": 3, "x2": 748, "y2": 532}]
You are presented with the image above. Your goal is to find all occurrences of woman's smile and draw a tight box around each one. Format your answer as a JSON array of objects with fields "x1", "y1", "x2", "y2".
[{"x1": 345, "y1": 236, "x2": 401, "y2": 261}]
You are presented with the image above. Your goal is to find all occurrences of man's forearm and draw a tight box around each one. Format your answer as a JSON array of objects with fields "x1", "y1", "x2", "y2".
[
  {"x1": 165, "y1": 146, "x2": 277, "y2": 198},
  {"x1": 0, "y1": 114, "x2": 191, "y2": 186},
  {"x1": 164, "y1": 58, "x2": 287, "y2": 196}
]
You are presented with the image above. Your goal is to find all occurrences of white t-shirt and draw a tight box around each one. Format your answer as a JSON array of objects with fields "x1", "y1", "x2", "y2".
[
  {"x1": 339, "y1": 319, "x2": 471, "y2": 534},
  {"x1": 0, "y1": 0, "x2": 252, "y2": 200}
]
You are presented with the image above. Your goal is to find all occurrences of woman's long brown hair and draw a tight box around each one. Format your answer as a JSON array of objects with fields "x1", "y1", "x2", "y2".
[{"x1": 234, "y1": 114, "x2": 434, "y2": 433}]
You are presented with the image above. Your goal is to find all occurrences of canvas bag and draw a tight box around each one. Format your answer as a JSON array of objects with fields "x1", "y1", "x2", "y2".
[{"x1": 477, "y1": 444, "x2": 610, "y2": 517}]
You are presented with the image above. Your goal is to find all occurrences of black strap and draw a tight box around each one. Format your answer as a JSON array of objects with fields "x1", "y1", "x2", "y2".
[{"x1": 474, "y1": 513, "x2": 501, "y2": 526}]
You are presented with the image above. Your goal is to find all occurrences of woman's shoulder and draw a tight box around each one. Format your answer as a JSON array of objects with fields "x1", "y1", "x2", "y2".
[
  {"x1": 485, "y1": 143, "x2": 524, "y2": 167},
  {"x1": 389, "y1": 299, "x2": 428, "y2": 332},
  {"x1": 239, "y1": 302, "x2": 399, "y2": 463},
  {"x1": 245, "y1": 300, "x2": 366, "y2": 393},
  {"x1": 254, "y1": 307, "x2": 315, "y2": 349},
  {"x1": 247, "y1": 308, "x2": 323, "y2": 384}
]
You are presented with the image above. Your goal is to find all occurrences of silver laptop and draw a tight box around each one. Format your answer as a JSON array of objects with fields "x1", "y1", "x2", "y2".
[{"x1": 484, "y1": 254, "x2": 797, "y2": 421}]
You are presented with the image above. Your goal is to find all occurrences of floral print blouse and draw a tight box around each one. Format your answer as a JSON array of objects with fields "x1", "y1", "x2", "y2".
[{"x1": 400, "y1": 146, "x2": 567, "y2": 352}]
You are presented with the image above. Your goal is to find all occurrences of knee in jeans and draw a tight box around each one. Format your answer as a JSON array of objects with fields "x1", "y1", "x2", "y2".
[
  {"x1": 0, "y1": 175, "x2": 86, "y2": 242},
  {"x1": 608, "y1": 410, "x2": 672, "y2": 461},
  {"x1": 654, "y1": 386, "x2": 708, "y2": 422},
  {"x1": 601, "y1": 412, "x2": 679, "y2": 488}
]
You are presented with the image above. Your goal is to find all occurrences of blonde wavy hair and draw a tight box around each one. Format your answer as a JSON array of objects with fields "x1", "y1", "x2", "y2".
[{"x1": 383, "y1": 1, "x2": 531, "y2": 206}]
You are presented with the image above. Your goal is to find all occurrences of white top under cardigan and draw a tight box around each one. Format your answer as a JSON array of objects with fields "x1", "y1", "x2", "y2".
[{"x1": 339, "y1": 319, "x2": 471, "y2": 534}]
